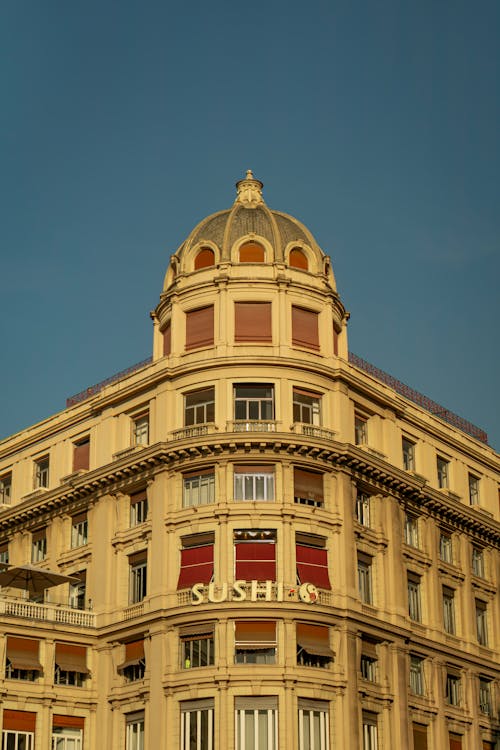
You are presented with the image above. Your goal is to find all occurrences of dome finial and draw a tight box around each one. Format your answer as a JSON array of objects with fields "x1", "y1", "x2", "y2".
[{"x1": 235, "y1": 169, "x2": 264, "y2": 207}]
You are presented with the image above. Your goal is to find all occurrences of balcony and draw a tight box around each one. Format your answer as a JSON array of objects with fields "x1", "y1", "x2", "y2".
[
  {"x1": 293, "y1": 423, "x2": 337, "y2": 441},
  {"x1": 0, "y1": 595, "x2": 95, "y2": 628},
  {"x1": 228, "y1": 420, "x2": 279, "y2": 433},
  {"x1": 171, "y1": 424, "x2": 218, "y2": 441}
]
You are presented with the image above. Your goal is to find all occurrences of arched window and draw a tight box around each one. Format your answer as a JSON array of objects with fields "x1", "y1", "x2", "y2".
[
  {"x1": 239, "y1": 241, "x2": 265, "y2": 263},
  {"x1": 289, "y1": 247, "x2": 308, "y2": 270},
  {"x1": 194, "y1": 247, "x2": 215, "y2": 270}
]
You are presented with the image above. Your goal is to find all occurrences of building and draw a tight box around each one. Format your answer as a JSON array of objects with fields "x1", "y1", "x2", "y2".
[{"x1": 0, "y1": 171, "x2": 498, "y2": 750}]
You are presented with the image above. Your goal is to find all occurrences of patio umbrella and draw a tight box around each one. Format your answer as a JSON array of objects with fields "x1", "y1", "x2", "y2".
[{"x1": 0, "y1": 565, "x2": 78, "y2": 595}]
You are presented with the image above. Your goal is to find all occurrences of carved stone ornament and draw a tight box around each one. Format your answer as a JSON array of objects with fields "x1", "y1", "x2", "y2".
[{"x1": 234, "y1": 169, "x2": 264, "y2": 206}]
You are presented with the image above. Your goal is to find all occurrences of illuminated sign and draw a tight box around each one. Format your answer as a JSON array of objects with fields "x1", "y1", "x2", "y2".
[{"x1": 190, "y1": 581, "x2": 318, "y2": 605}]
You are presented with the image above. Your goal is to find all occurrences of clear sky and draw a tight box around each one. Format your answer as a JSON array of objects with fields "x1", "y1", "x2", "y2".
[{"x1": 1, "y1": 1, "x2": 499, "y2": 450}]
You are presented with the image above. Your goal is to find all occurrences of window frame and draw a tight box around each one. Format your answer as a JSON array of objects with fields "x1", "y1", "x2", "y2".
[
  {"x1": 437, "y1": 456, "x2": 449, "y2": 489},
  {"x1": 125, "y1": 712, "x2": 145, "y2": 750},
  {"x1": 471, "y1": 546, "x2": 485, "y2": 578},
  {"x1": 34, "y1": 456, "x2": 50, "y2": 488},
  {"x1": 446, "y1": 672, "x2": 461, "y2": 706},
  {"x1": 31, "y1": 528, "x2": 47, "y2": 563},
  {"x1": 183, "y1": 470, "x2": 215, "y2": 508},
  {"x1": 354, "y1": 415, "x2": 368, "y2": 446},
  {"x1": 234, "y1": 620, "x2": 277, "y2": 665},
  {"x1": 0, "y1": 472, "x2": 12, "y2": 504},
  {"x1": 2, "y1": 730, "x2": 35, "y2": 750},
  {"x1": 439, "y1": 532, "x2": 453, "y2": 563},
  {"x1": 404, "y1": 513, "x2": 419, "y2": 548},
  {"x1": 129, "y1": 555, "x2": 147, "y2": 604},
  {"x1": 407, "y1": 573, "x2": 422, "y2": 622},
  {"x1": 293, "y1": 388, "x2": 321, "y2": 426},
  {"x1": 355, "y1": 490, "x2": 371, "y2": 527},
  {"x1": 402, "y1": 438, "x2": 415, "y2": 471},
  {"x1": 297, "y1": 699, "x2": 329, "y2": 750},
  {"x1": 130, "y1": 491, "x2": 148, "y2": 527},
  {"x1": 71, "y1": 514, "x2": 88, "y2": 549},
  {"x1": 132, "y1": 414, "x2": 149, "y2": 447},
  {"x1": 479, "y1": 678, "x2": 492, "y2": 715},
  {"x1": 181, "y1": 628, "x2": 215, "y2": 669},
  {"x1": 233, "y1": 384, "x2": 274, "y2": 422},
  {"x1": 180, "y1": 699, "x2": 214, "y2": 750},
  {"x1": 409, "y1": 655, "x2": 425, "y2": 696},
  {"x1": 234, "y1": 466, "x2": 275, "y2": 502},
  {"x1": 475, "y1": 599, "x2": 488, "y2": 646},
  {"x1": 184, "y1": 387, "x2": 215, "y2": 427},
  {"x1": 362, "y1": 712, "x2": 378, "y2": 750},
  {"x1": 468, "y1": 473, "x2": 480, "y2": 505},
  {"x1": 357, "y1": 555, "x2": 373, "y2": 605},
  {"x1": 442, "y1": 587, "x2": 456, "y2": 635},
  {"x1": 235, "y1": 697, "x2": 278, "y2": 750}
]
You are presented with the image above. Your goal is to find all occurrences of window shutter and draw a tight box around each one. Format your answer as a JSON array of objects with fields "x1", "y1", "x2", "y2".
[
  {"x1": 289, "y1": 248, "x2": 308, "y2": 269},
  {"x1": 296, "y1": 623, "x2": 333, "y2": 656},
  {"x1": 118, "y1": 639, "x2": 145, "y2": 671},
  {"x1": 55, "y1": 643, "x2": 89, "y2": 673},
  {"x1": 333, "y1": 327, "x2": 339, "y2": 356},
  {"x1": 177, "y1": 544, "x2": 214, "y2": 589},
  {"x1": 194, "y1": 247, "x2": 215, "y2": 269},
  {"x1": 296, "y1": 544, "x2": 331, "y2": 589},
  {"x1": 449, "y1": 735, "x2": 462, "y2": 750},
  {"x1": 73, "y1": 439, "x2": 90, "y2": 471},
  {"x1": 234, "y1": 302, "x2": 272, "y2": 343},
  {"x1": 2, "y1": 710, "x2": 37, "y2": 732},
  {"x1": 130, "y1": 489, "x2": 147, "y2": 505},
  {"x1": 162, "y1": 323, "x2": 171, "y2": 356},
  {"x1": 235, "y1": 620, "x2": 276, "y2": 648},
  {"x1": 413, "y1": 724, "x2": 428, "y2": 750},
  {"x1": 294, "y1": 468, "x2": 324, "y2": 504},
  {"x1": 128, "y1": 551, "x2": 147, "y2": 566},
  {"x1": 239, "y1": 242, "x2": 264, "y2": 262},
  {"x1": 186, "y1": 306, "x2": 214, "y2": 350},
  {"x1": 53, "y1": 715, "x2": 85, "y2": 730},
  {"x1": 292, "y1": 306, "x2": 319, "y2": 350},
  {"x1": 6, "y1": 637, "x2": 42, "y2": 671},
  {"x1": 235, "y1": 541, "x2": 276, "y2": 581}
]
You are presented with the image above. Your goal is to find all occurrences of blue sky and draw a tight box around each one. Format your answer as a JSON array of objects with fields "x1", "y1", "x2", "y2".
[{"x1": 1, "y1": 1, "x2": 499, "y2": 450}]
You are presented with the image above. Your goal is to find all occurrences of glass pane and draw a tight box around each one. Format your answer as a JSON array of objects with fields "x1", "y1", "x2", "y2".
[
  {"x1": 261, "y1": 401, "x2": 273, "y2": 420},
  {"x1": 249, "y1": 402, "x2": 259, "y2": 420},
  {"x1": 245, "y1": 710, "x2": 255, "y2": 748},
  {"x1": 255, "y1": 476, "x2": 265, "y2": 499},
  {"x1": 235, "y1": 402, "x2": 246, "y2": 420}
]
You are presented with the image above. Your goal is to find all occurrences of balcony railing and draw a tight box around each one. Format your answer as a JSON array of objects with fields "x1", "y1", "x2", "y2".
[
  {"x1": 0, "y1": 596, "x2": 95, "y2": 627},
  {"x1": 171, "y1": 424, "x2": 217, "y2": 441},
  {"x1": 123, "y1": 601, "x2": 144, "y2": 620},
  {"x1": 176, "y1": 583, "x2": 332, "y2": 607},
  {"x1": 293, "y1": 423, "x2": 337, "y2": 441},
  {"x1": 228, "y1": 420, "x2": 279, "y2": 433}
]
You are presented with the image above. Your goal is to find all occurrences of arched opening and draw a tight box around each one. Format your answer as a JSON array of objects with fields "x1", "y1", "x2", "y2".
[
  {"x1": 194, "y1": 247, "x2": 215, "y2": 270},
  {"x1": 289, "y1": 247, "x2": 308, "y2": 270},
  {"x1": 239, "y1": 241, "x2": 265, "y2": 263}
]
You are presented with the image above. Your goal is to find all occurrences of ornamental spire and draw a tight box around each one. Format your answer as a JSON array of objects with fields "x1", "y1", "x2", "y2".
[{"x1": 235, "y1": 169, "x2": 264, "y2": 206}]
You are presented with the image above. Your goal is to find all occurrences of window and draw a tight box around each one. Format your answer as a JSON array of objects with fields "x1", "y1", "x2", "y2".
[
  {"x1": 472, "y1": 547, "x2": 485, "y2": 578},
  {"x1": 130, "y1": 490, "x2": 148, "y2": 526},
  {"x1": 360, "y1": 654, "x2": 377, "y2": 682},
  {"x1": 296, "y1": 623, "x2": 333, "y2": 668},
  {"x1": 235, "y1": 620, "x2": 276, "y2": 664},
  {"x1": 194, "y1": 246, "x2": 215, "y2": 269},
  {"x1": 412, "y1": 723, "x2": 428, "y2": 750},
  {"x1": 407, "y1": 573, "x2": 422, "y2": 622},
  {"x1": 358, "y1": 554, "x2": 373, "y2": 605},
  {"x1": 162, "y1": 322, "x2": 171, "y2": 356},
  {"x1": 289, "y1": 247, "x2": 308, "y2": 270},
  {"x1": 73, "y1": 437, "x2": 90, "y2": 471},
  {"x1": 2, "y1": 711, "x2": 36, "y2": 750},
  {"x1": 31, "y1": 528, "x2": 47, "y2": 562},
  {"x1": 118, "y1": 639, "x2": 145, "y2": 682},
  {"x1": 437, "y1": 457, "x2": 449, "y2": 489},
  {"x1": 234, "y1": 384, "x2": 274, "y2": 422},
  {"x1": 297, "y1": 699, "x2": 329, "y2": 750},
  {"x1": 69, "y1": 571, "x2": 86, "y2": 610},
  {"x1": 181, "y1": 699, "x2": 214, "y2": 750},
  {"x1": 183, "y1": 470, "x2": 215, "y2": 507},
  {"x1": 35, "y1": 456, "x2": 49, "y2": 488},
  {"x1": 129, "y1": 553, "x2": 147, "y2": 604},
  {"x1": 54, "y1": 643, "x2": 89, "y2": 687},
  {"x1": 234, "y1": 530, "x2": 276, "y2": 582},
  {"x1": 125, "y1": 712, "x2": 144, "y2": 750},
  {"x1": 296, "y1": 534, "x2": 331, "y2": 589},
  {"x1": 0, "y1": 543, "x2": 9, "y2": 565},
  {"x1": 439, "y1": 532, "x2": 453, "y2": 563},
  {"x1": 292, "y1": 306, "x2": 319, "y2": 350},
  {"x1": 185, "y1": 305, "x2": 214, "y2": 350},
  {"x1": 449, "y1": 733, "x2": 463, "y2": 750},
  {"x1": 410, "y1": 655, "x2": 425, "y2": 696},
  {"x1": 443, "y1": 587, "x2": 456, "y2": 635},
  {"x1": 354, "y1": 415, "x2": 367, "y2": 446},
  {"x1": 404, "y1": 513, "x2": 419, "y2": 548},
  {"x1": 446, "y1": 673, "x2": 461, "y2": 706},
  {"x1": 132, "y1": 415, "x2": 149, "y2": 446},
  {"x1": 180, "y1": 624, "x2": 215, "y2": 669},
  {"x1": 52, "y1": 717, "x2": 84, "y2": 750},
  {"x1": 235, "y1": 697, "x2": 278, "y2": 750},
  {"x1": 234, "y1": 302, "x2": 272, "y2": 343},
  {"x1": 362, "y1": 712, "x2": 378, "y2": 750},
  {"x1": 185, "y1": 387, "x2": 215, "y2": 426},
  {"x1": 71, "y1": 513, "x2": 88, "y2": 548},
  {"x1": 355, "y1": 490, "x2": 370, "y2": 527},
  {"x1": 177, "y1": 533, "x2": 214, "y2": 590},
  {"x1": 402, "y1": 438, "x2": 415, "y2": 471},
  {"x1": 239, "y1": 241, "x2": 265, "y2": 262},
  {"x1": 292, "y1": 388, "x2": 321, "y2": 426},
  {"x1": 294, "y1": 468, "x2": 324, "y2": 507},
  {"x1": 468, "y1": 474, "x2": 480, "y2": 505},
  {"x1": 475, "y1": 600, "x2": 488, "y2": 646},
  {"x1": 0, "y1": 473, "x2": 12, "y2": 504},
  {"x1": 234, "y1": 466, "x2": 274, "y2": 502},
  {"x1": 5, "y1": 637, "x2": 42, "y2": 681},
  {"x1": 479, "y1": 678, "x2": 492, "y2": 715}
]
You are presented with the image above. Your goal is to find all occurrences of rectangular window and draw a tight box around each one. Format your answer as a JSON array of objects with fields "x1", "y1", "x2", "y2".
[
  {"x1": 118, "y1": 639, "x2": 146, "y2": 682},
  {"x1": 186, "y1": 305, "x2": 214, "y2": 350},
  {"x1": 130, "y1": 490, "x2": 148, "y2": 526},
  {"x1": 5, "y1": 637, "x2": 42, "y2": 681},
  {"x1": 294, "y1": 468, "x2": 324, "y2": 507},
  {"x1": 133, "y1": 415, "x2": 149, "y2": 446},
  {"x1": 0, "y1": 543, "x2": 9, "y2": 565},
  {"x1": 476, "y1": 600, "x2": 488, "y2": 646},
  {"x1": 354, "y1": 415, "x2": 368, "y2": 446},
  {"x1": 360, "y1": 654, "x2": 377, "y2": 682},
  {"x1": 296, "y1": 534, "x2": 331, "y2": 590},
  {"x1": 129, "y1": 553, "x2": 147, "y2": 604},
  {"x1": 472, "y1": 547, "x2": 485, "y2": 578},
  {"x1": 357, "y1": 554, "x2": 373, "y2": 605},
  {"x1": 52, "y1": 718, "x2": 84, "y2": 750},
  {"x1": 31, "y1": 528, "x2": 47, "y2": 563},
  {"x1": 235, "y1": 621, "x2": 276, "y2": 664},
  {"x1": 404, "y1": 513, "x2": 419, "y2": 548},
  {"x1": 0, "y1": 473, "x2": 12, "y2": 504},
  {"x1": 468, "y1": 474, "x2": 480, "y2": 505},
  {"x1": 439, "y1": 532, "x2": 453, "y2": 563},
  {"x1": 479, "y1": 678, "x2": 492, "y2": 715},
  {"x1": 443, "y1": 587, "x2": 456, "y2": 635},
  {"x1": 449, "y1": 733, "x2": 462, "y2": 750},
  {"x1": 185, "y1": 387, "x2": 215, "y2": 426},
  {"x1": 296, "y1": 623, "x2": 333, "y2": 668},
  {"x1": 125, "y1": 712, "x2": 144, "y2": 750},
  {"x1": 235, "y1": 696, "x2": 278, "y2": 750},
  {"x1": 73, "y1": 438, "x2": 90, "y2": 472},
  {"x1": 292, "y1": 306, "x2": 319, "y2": 350},
  {"x1": 181, "y1": 699, "x2": 214, "y2": 750},
  {"x1": 293, "y1": 388, "x2": 320, "y2": 426},
  {"x1": 297, "y1": 699, "x2": 329, "y2": 750},
  {"x1": 35, "y1": 456, "x2": 50, "y2": 488},
  {"x1": 234, "y1": 384, "x2": 274, "y2": 422},
  {"x1": 437, "y1": 457, "x2": 449, "y2": 489},
  {"x1": 446, "y1": 673, "x2": 461, "y2": 706},
  {"x1": 362, "y1": 712, "x2": 378, "y2": 750},
  {"x1": 402, "y1": 438, "x2": 415, "y2": 471},
  {"x1": 234, "y1": 466, "x2": 274, "y2": 502},
  {"x1": 407, "y1": 573, "x2": 422, "y2": 622},
  {"x1": 355, "y1": 490, "x2": 370, "y2": 527},
  {"x1": 183, "y1": 470, "x2": 215, "y2": 507},
  {"x1": 234, "y1": 530, "x2": 276, "y2": 582},
  {"x1": 177, "y1": 533, "x2": 214, "y2": 590},
  {"x1": 71, "y1": 513, "x2": 88, "y2": 548},
  {"x1": 180, "y1": 624, "x2": 215, "y2": 669},
  {"x1": 412, "y1": 723, "x2": 428, "y2": 750},
  {"x1": 69, "y1": 570, "x2": 86, "y2": 610},
  {"x1": 2, "y1": 711, "x2": 36, "y2": 750},
  {"x1": 235, "y1": 302, "x2": 272, "y2": 343},
  {"x1": 410, "y1": 655, "x2": 425, "y2": 696},
  {"x1": 162, "y1": 322, "x2": 171, "y2": 356},
  {"x1": 54, "y1": 643, "x2": 89, "y2": 687}
]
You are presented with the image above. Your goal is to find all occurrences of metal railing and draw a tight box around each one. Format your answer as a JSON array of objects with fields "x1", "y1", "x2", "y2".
[{"x1": 66, "y1": 357, "x2": 153, "y2": 407}]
